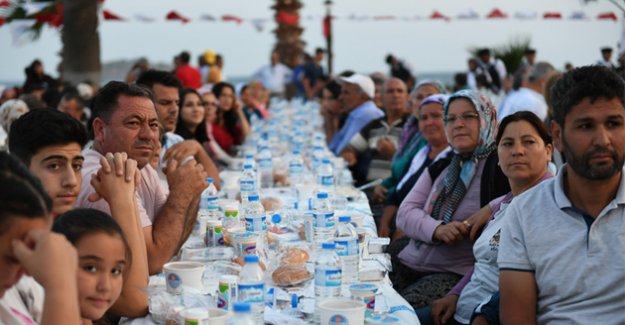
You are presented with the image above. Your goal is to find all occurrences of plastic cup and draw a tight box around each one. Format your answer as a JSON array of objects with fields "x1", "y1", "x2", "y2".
[
  {"x1": 163, "y1": 261, "x2": 205, "y2": 294},
  {"x1": 205, "y1": 219, "x2": 224, "y2": 247},
  {"x1": 349, "y1": 283, "x2": 378, "y2": 317},
  {"x1": 207, "y1": 308, "x2": 228, "y2": 325},
  {"x1": 230, "y1": 232, "x2": 259, "y2": 257},
  {"x1": 318, "y1": 298, "x2": 366, "y2": 325},
  {"x1": 217, "y1": 275, "x2": 238, "y2": 310}
]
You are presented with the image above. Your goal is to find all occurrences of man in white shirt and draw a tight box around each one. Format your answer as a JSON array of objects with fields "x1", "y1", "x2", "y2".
[
  {"x1": 252, "y1": 50, "x2": 292, "y2": 96},
  {"x1": 498, "y1": 62, "x2": 556, "y2": 122}
]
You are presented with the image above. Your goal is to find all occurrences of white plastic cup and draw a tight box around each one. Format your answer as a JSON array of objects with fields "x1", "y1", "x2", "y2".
[
  {"x1": 163, "y1": 261, "x2": 205, "y2": 294},
  {"x1": 230, "y1": 232, "x2": 259, "y2": 257},
  {"x1": 205, "y1": 219, "x2": 224, "y2": 247},
  {"x1": 349, "y1": 283, "x2": 378, "y2": 317},
  {"x1": 207, "y1": 308, "x2": 228, "y2": 325},
  {"x1": 318, "y1": 298, "x2": 366, "y2": 325}
]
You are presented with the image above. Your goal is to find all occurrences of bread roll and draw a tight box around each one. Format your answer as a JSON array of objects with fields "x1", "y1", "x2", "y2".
[
  {"x1": 281, "y1": 247, "x2": 310, "y2": 265},
  {"x1": 272, "y1": 264, "x2": 311, "y2": 286}
]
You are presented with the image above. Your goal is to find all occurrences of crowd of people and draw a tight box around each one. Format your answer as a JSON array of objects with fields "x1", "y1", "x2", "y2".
[{"x1": 0, "y1": 44, "x2": 624, "y2": 325}]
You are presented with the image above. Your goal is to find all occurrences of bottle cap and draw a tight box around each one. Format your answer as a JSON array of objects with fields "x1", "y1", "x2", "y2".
[
  {"x1": 293, "y1": 149, "x2": 301, "y2": 154},
  {"x1": 291, "y1": 293, "x2": 298, "y2": 308},
  {"x1": 206, "y1": 177, "x2": 213, "y2": 183},
  {"x1": 233, "y1": 302, "x2": 251, "y2": 313},
  {"x1": 322, "y1": 158, "x2": 331, "y2": 163},
  {"x1": 322, "y1": 242, "x2": 335, "y2": 250},
  {"x1": 317, "y1": 192, "x2": 328, "y2": 199},
  {"x1": 244, "y1": 255, "x2": 259, "y2": 263},
  {"x1": 338, "y1": 216, "x2": 351, "y2": 223},
  {"x1": 244, "y1": 154, "x2": 254, "y2": 159},
  {"x1": 271, "y1": 214, "x2": 282, "y2": 224},
  {"x1": 248, "y1": 194, "x2": 260, "y2": 201},
  {"x1": 243, "y1": 164, "x2": 253, "y2": 169}
]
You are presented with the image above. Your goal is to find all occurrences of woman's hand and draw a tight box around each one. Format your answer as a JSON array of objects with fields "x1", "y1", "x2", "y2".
[{"x1": 433, "y1": 221, "x2": 470, "y2": 245}]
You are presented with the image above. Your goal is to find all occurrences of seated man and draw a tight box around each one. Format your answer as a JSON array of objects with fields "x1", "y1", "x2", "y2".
[
  {"x1": 341, "y1": 78, "x2": 409, "y2": 184},
  {"x1": 77, "y1": 81, "x2": 209, "y2": 275},
  {"x1": 328, "y1": 74, "x2": 384, "y2": 156},
  {"x1": 136, "y1": 70, "x2": 220, "y2": 187},
  {"x1": 499, "y1": 66, "x2": 625, "y2": 324}
]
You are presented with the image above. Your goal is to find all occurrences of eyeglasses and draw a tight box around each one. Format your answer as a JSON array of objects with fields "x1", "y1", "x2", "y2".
[{"x1": 445, "y1": 112, "x2": 479, "y2": 124}]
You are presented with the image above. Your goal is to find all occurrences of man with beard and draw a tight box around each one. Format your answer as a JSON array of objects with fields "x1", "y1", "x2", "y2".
[
  {"x1": 77, "y1": 81, "x2": 209, "y2": 274},
  {"x1": 498, "y1": 66, "x2": 625, "y2": 324}
]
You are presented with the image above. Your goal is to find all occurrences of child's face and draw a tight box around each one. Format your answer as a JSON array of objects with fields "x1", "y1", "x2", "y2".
[
  {"x1": 0, "y1": 217, "x2": 49, "y2": 298},
  {"x1": 76, "y1": 232, "x2": 126, "y2": 321}
]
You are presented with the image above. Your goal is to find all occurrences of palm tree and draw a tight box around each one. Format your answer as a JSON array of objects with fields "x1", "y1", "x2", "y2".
[{"x1": 61, "y1": 0, "x2": 101, "y2": 85}]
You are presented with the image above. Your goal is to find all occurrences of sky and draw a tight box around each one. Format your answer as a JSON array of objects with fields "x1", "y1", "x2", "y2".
[{"x1": 0, "y1": 0, "x2": 622, "y2": 84}]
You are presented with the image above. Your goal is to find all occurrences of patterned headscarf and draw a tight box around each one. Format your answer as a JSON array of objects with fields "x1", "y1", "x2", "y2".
[
  {"x1": 430, "y1": 90, "x2": 498, "y2": 223},
  {"x1": 0, "y1": 99, "x2": 29, "y2": 133}
]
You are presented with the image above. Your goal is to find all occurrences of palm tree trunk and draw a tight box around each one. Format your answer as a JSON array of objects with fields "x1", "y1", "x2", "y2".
[{"x1": 61, "y1": 0, "x2": 101, "y2": 85}]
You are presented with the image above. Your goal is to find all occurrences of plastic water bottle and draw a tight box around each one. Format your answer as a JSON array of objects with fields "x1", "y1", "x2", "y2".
[
  {"x1": 228, "y1": 302, "x2": 255, "y2": 325},
  {"x1": 239, "y1": 164, "x2": 257, "y2": 203},
  {"x1": 315, "y1": 242, "x2": 342, "y2": 299},
  {"x1": 317, "y1": 158, "x2": 335, "y2": 190},
  {"x1": 199, "y1": 177, "x2": 219, "y2": 219},
  {"x1": 311, "y1": 145, "x2": 325, "y2": 176},
  {"x1": 257, "y1": 146, "x2": 274, "y2": 188},
  {"x1": 238, "y1": 255, "x2": 265, "y2": 324},
  {"x1": 288, "y1": 149, "x2": 304, "y2": 185},
  {"x1": 312, "y1": 192, "x2": 335, "y2": 250},
  {"x1": 334, "y1": 216, "x2": 359, "y2": 285},
  {"x1": 243, "y1": 195, "x2": 266, "y2": 233}
]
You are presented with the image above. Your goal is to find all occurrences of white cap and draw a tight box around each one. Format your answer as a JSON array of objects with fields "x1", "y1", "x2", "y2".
[{"x1": 339, "y1": 74, "x2": 375, "y2": 99}]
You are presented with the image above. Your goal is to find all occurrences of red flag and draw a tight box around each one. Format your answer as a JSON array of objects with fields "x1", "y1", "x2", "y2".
[
  {"x1": 222, "y1": 14, "x2": 243, "y2": 24},
  {"x1": 487, "y1": 8, "x2": 507, "y2": 19},
  {"x1": 598, "y1": 12, "x2": 618, "y2": 21},
  {"x1": 166, "y1": 11, "x2": 189, "y2": 23},
  {"x1": 276, "y1": 10, "x2": 298, "y2": 25},
  {"x1": 0, "y1": 0, "x2": 10, "y2": 7},
  {"x1": 0, "y1": 18, "x2": 4, "y2": 26},
  {"x1": 543, "y1": 12, "x2": 562, "y2": 19},
  {"x1": 323, "y1": 15, "x2": 330, "y2": 39},
  {"x1": 103, "y1": 9, "x2": 123, "y2": 21},
  {"x1": 430, "y1": 10, "x2": 449, "y2": 21}
]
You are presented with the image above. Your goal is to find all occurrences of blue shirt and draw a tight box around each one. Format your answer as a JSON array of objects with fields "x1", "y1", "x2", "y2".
[{"x1": 329, "y1": 100, "x2": 384, "y2": 155}]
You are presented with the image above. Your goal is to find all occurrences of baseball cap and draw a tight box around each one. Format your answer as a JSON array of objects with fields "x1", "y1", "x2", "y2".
[{"x1": 339, "y1": 74, "x2": 375, "y2": 99}]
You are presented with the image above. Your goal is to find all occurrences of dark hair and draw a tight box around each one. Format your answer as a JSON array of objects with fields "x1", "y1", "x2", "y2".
[
  {"x1": 211, "y1": 82, "x2": 239, "y2": 136},
  {"x1": 385, "y1": 54, "x2": 394, "y2": 64},
  {"x1": 0, "y1": 152, "x2": 51, "y2": 233},
  {"x1": 315, "y1": 48, "x2": 325, "y2": 55},
  {"x1": 136, "y1": 70, "x2": 182, "y2": 91},
  {"x1": 324, "y1": 80, "x2": 342, "y2": 100},
  {"x1": 179, "y1": 51, "x2": 191, "y2": 64},
  {"x1": 175, "y1": 88, "x2": 208, "y2": 143},
  {"x1": 91, "y1": 81, "x2": 154, "y2": 123},
  {"x1": 496, "y1": 111, "x2": 552, "y2": 146},
  {"x1": 9, "y1": 109, "x2": 88, "y2": 166},
  {"x1": 61, "y1": 91, "x2": 85, "y2": 109},
  {"x1": 52, "y1": 208, "x2": 132, "y2": 271},
  {"x1": 550, "y1": 65, "x2": 625, "y2": 126}
]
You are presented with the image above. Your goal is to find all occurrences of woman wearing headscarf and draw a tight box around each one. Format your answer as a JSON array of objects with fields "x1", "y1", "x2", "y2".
[{"x1": 392, "y1": 90, "x2": 510, "y2": 308}]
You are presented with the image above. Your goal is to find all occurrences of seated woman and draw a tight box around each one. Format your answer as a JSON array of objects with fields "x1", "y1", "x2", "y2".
[
  {"x1": 392, "y1": 90, "x2": 510, "y2": 308},
  {"x1": 379, "y1": 94, "x2": 451, "y2": 241},
  {"x1": 53, "y1": 209, "x2": 135, "y2": 325},
  {"x1": 0, "y1": 151, "x2": 81, "y2": 324},
  {"x1": 202, "y1": 91, "x2": 235, "y2": 167},
  {"x1": 211, "y1": 82, "x2": 251, "y2": 154},
  {"x1": 418, "y1": 111, "x2": 553, "y2": 325},
  {"x1": 175, "y1": 88, "x2": 209, "y2": 144}
]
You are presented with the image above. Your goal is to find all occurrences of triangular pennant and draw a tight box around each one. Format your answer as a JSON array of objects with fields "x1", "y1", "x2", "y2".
[
  {"x1": 102, "y1": 9, "x2": 123, "y2": 21},
  {"x1": 134, "y1": 14, "x2": 155, "y2": 22},
  {"x1": 514, "y1": 11, "x2": 538, "y2": 20},
  {"x1": 199, "y1": 14, "x2": 216, "y2": 21},
  {"x1": 569, "y1": 11, "x2": 587, "y2": 20},
  {"x1": 487, "y1": 8, "x2": 507, "y2": 19},
  {"x1": 543, "y1": 12, "x2": 562, "y2": 19},
  {"x1": 457, "y1": 9, "x2": 479, "y2": 19},
  {"x1": 598, "y1": 12, "x2": 618, "y2": 22},
  {"x1": 251, "y1": 18, "x2": 267, "y2": 32},
  {"x1": 373, "y1": 15, "x2": 396, "y2": 21},
  {"x1": 430, "y1": 10, "x2": 449, "y2": 21},
  {"x1": 222, "y1": 14, "x2": 243, "y2": 24},
  {"x1": 166, "y1": 11, "x2": 189, "y2": 23}
]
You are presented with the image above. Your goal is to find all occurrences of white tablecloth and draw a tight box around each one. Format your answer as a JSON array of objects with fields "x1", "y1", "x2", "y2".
[{"x1": 120, "y1": 176, "x2": 419, "y2": 325}]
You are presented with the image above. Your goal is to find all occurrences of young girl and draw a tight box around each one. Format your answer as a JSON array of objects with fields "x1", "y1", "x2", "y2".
[
  {"x1": 52, "y1": 209, "x2": 131, "y2": 325},
  {"x1": 0, "y1": 151, "x2": 81, "y2": 324}
]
